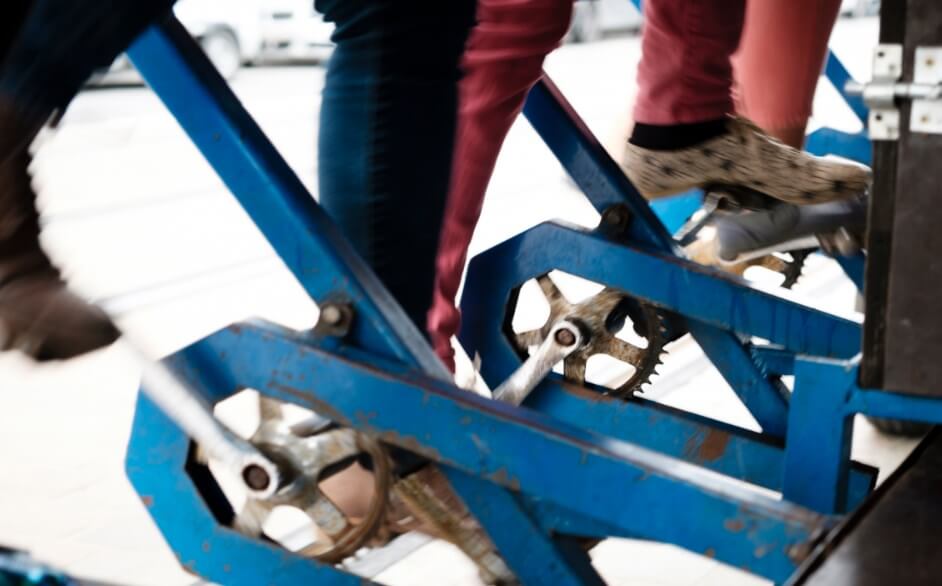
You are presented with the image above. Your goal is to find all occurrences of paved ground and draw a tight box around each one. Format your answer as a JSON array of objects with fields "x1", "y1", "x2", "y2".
[{"x1": 0, "y1": 15, "x2": 921, "y2": 586}]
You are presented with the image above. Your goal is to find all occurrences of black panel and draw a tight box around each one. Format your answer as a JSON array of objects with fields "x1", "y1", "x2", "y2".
[
  {"x1": 796, "y1": 429, "x2": 942, "y2": 586},
  {"x1": 861, "y1": 0, "x2": 907, "y2": 388},
  {"x1": 862, "y1": 0, "x2": 942, "y2": 394}
]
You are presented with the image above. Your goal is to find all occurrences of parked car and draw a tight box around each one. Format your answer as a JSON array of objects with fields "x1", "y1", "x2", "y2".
[
  {"x1": 841, "y1": 0, "x2": 880, "y2": 17},
  {"x1": 89, "y1": 0, "x2": 334, "y2": 86},
  {"x1": 175, "y1": 0, "x2": 266, "y2": 77},
  {"x1": 568, "y1": 0, "x2": 643, "y2": 44},
  {"x1": 258, "y1": 0, "x2": 335, "y2": 63},
  {"x1": 89, "y1": 0, "x2": 265, "y2": 84}
]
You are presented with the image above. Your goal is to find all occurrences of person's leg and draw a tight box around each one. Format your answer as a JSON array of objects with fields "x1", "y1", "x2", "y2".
[
  {"x1": 428, "y1": 0, "x2": 573, "y2": 371},
  {"x1": 0, "y1": 0, "x2": 176, "y2": 359},
  {"x1": 677, "y1": 0, "x2": 862, "y2": 272},
  {"x1": 633, "y1": 0, "x2": 744, "y2": 126},
  {"x1": 623, "y1": 0, "x2": 868, "y2": 206},
  {"x1": 313, "y1": 8, "x2": 519, "y2": 580},
  {"x1": 733, "y1": 0, "x2": 843, "y2": 148},
  {"x1": 316, "y1": 0, "x2": 477, "y2": 334},
  {"x1": 0, "y1": 1, "x2": 32, "y2": 65}
]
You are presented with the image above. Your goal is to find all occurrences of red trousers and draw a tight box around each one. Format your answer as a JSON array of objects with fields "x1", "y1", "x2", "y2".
[{"x1": 429, "y1": 0, "x2": 842, "y2": 370}]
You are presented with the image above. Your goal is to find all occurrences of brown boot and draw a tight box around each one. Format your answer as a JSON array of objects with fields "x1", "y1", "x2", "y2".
[{"x1": 0, "y1": 102, "x2": 119, "y2": 360}]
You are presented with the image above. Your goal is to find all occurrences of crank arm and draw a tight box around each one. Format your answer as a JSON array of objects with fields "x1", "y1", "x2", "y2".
[
  {"x1": 493, "y1": 320, "x2": 583, "y2": 405},
  {"x1": 139, "y1": 358, "x2": 281, "y2": 499}
]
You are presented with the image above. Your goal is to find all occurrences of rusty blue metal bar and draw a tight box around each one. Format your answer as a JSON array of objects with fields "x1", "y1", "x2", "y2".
[
  {"x1": 444, "y1": 468, "x2": 605, "y2": 586},
  {"x1": 523, "y1": 77, "x2": 676, "y2": 251},
  {"x1": 526, "y1": 379, "x2": 875, "y2": 506},
  {"x1": 783, "y1": 358, "x2": 857, "y2": 515},
  {"x1": 151, "y1": 321, "x2": 833, "y2": 582},
  {"x1": 462, "y1": 222, "x2": 861, "y2": 360},
  {"x1": 686, "y1": 322, "x2": 792, "y2": 435},
  {"x1": 785, "y1": 356, "x2": 942, "y2": 516}
]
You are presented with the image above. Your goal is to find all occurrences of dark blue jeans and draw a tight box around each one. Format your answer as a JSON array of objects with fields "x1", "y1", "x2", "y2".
[{"x1": 316, "y1": 0, "x2": 476, "y2": 332}]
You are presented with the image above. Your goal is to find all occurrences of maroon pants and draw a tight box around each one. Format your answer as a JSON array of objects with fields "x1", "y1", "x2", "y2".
[{"x1": 429, "y1": 0, "x2": 841, "y2": 370}]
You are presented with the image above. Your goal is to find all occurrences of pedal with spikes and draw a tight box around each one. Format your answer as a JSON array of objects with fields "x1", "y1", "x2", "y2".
[{"x1": 680, "y1": 185, "x2": 868, "y2": 290}]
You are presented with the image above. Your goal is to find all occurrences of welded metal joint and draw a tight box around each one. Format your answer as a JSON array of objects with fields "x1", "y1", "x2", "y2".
[{"x1": 493, "y1": 320, "x2": 585, "y2": 405}]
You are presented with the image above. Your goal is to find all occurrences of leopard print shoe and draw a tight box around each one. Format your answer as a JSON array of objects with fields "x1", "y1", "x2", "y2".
[{"x1": 622, "y1": 116, "x2": 871, "y2": 205}]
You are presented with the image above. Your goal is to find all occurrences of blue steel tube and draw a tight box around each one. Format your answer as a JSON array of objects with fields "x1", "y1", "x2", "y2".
[{"x1": 168, "y1": 322, "x2": 835, "y2": 583}]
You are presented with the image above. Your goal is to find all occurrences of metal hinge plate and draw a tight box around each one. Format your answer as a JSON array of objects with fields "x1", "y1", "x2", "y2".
[
  {"x1": 911, "y1": 47, "x2": 942, "y2": 135},
  {"x1": 869, "y1": 44, "x2": 903, "y2": 140}
]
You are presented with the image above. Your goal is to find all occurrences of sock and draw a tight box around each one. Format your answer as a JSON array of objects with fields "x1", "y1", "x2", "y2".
[{"x1": 629, "y1": 118, "x2": 728, "y2": 151}]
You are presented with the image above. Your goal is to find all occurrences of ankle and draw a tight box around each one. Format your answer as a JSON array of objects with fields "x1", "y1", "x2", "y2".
[{"x1": 629, "y1": 118, "x2": 729, "y2": 151}]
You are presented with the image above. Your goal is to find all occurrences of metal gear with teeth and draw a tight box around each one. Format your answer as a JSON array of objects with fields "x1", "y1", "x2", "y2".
[
  {"x1": 225, "y1": 398, "x2": 515, "y2": 581},
  {"x1": 511, "y1": 274, "x2": 669, "y2": 398},
  {"x1": 772, "y1": 247, "x2": 813, "y2": 289},
  {"x1": 736, "y1": 247, "x2": 813, "y2": 290},
  {"x1": 686, "y1": 186, "x2": 815, "y2": 290},
  {"x1": 232, "y1": 421, "x2": 392, "y2": 564}
]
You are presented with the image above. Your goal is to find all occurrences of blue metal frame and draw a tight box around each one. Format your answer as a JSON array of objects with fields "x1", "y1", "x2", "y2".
[
  {"x1": 516, "y1": 78, "x2": 862, "y2": 443},
  {"x1": 781, "y1": 356, "x2": 942, "y2": 516},
  {"x1": 127, "y1": 17, "x2": 605, "y2": 586},
  {"x1": 116, "y1": 8, "x2": 933, "y2": 586},
  {"x1": 134, "y1": 320, "x2": 835, "y2": 583},
  {"x1": 804, "y1": 52, "x2": 872, "y2": 165}
]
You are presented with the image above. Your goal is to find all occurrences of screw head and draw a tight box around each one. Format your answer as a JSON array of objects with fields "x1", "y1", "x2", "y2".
[
  {"x1": 603, "y1": 206, "x2": 630, "y2": 227},
  {"x1": 554, "y1": 328, "x2": 577, "y2": 347},
  {"x1": 320, "y1": 304, "x2": 343, "y2": 326},
  {"x1": 242, "y1": 464, "x2": 271, "y2": 491}
]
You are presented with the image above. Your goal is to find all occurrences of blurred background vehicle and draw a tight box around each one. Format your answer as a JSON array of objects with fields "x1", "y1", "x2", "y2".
[
  {"x1": 89, "y1": 0, "x2": 334, "y2": 86},
  {"x1": 841, "y1": 0, "x2": 880, "y2": 17},
  {"x1": 568, "y1": 0, "x2": 643, "y2": 44},
  {"x1": 567, "y1": 0, "x2": 878, "y2": 45},
  {"x1": 258, "y1": 0, "x2": 335, "y2": 64},
  {"x1": 89, "y1": 0, "x2": 877, "y2": 82}
]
